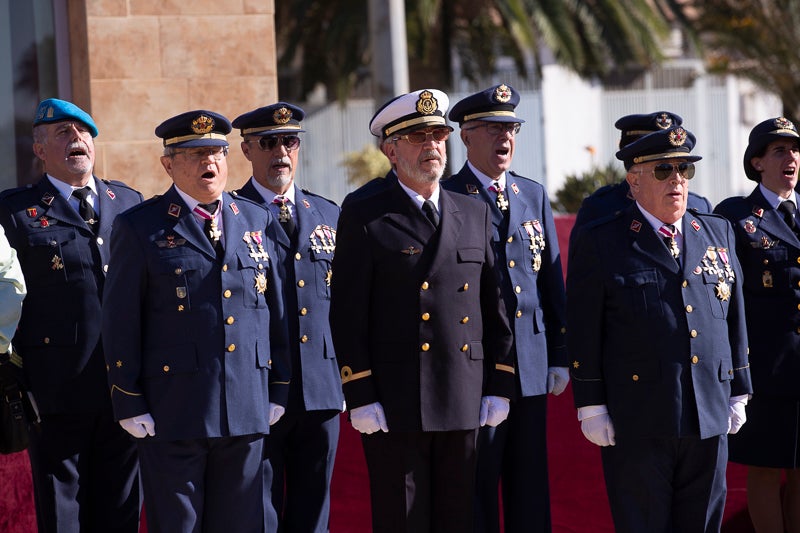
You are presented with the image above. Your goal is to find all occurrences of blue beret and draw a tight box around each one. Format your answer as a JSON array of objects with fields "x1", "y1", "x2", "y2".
[
  {"x1": 232, "y1": 102, "x2": 306, "y2": 136},
  {"x1": 616, "y1": 126, "x2": 701, "y2": 170},
  {"x1": 614, "y1": 111, "x2": 682, "y2": 149},
  {"x1": 155, "y1": 110, "x2": 231, "y2": 148},
  {"x1": 448, "y1": 84, "x2": 524, "y2": 125},
  {"x1": 370, "y1": 89, "x2": 450, "y2": 138},
  {"x1": 33, "y1": 98, "x2": 98, "y2": 137},
  {"x1": 743, "y1": 117, "x2": 800, "y2": 182}
]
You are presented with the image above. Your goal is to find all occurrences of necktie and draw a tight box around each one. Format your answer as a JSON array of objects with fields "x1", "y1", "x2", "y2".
[
  {"x1": 72, "y1": 186, "x2": 99, "y2": 232},
  {"x1": 658, "y1": 224, "x2": 680, "y2": 262},
  {"x1": 273, "y1": 196, "x2": 297, "y2": 240},
  {"x1": 489, "y1": 182, "x2": 509, "y2": 213},
  {"x1": 194, "y1": 201, "x2": 222, "y2": 258},
  {"x1": 422, "y1": 199, "x2": 440, "y2": 228},
  {"x1": 778, "y1": 200, "x2": 798, "y2": 232}
]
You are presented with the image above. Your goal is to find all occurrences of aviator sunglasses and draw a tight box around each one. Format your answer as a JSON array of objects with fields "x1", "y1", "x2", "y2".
[
  {"x1": 251, "y1": 135, "x2": 301, "y2": 152},
  {"x1": 651, "y1": 162, "x2": 696, "y2": 181}
]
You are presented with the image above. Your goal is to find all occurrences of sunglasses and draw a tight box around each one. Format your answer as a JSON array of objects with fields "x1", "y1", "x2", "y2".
[
  {"x1": 251, "y1": 135, "x2": 301, "y2": 152},
  {"x1": 652, "y1": 162, "x2": 695, "y2": 181},
  {"x1": 393, "y1": 127, "x2": 452, "y2": 145}
]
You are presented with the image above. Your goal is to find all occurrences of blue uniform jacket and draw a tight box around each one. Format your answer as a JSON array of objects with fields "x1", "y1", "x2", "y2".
[
  {"x1": 715, "y1": 187, "x2": 800, "y2": 399},
  {"x1": 568, "y1": 205, "x2": 751, "y2": 440},
  {"x1": 234, "y1": 180, "x2": 344, "y2": 412},
  {"x1": 101, "y1": 187, "x2": 290, "y2": 441},
  {"x1": 442, "y1": 167, "x2": 567, "y2": 397},
  {"x1": 0, "y1": 175, "x2": 143, "y2": 413}
]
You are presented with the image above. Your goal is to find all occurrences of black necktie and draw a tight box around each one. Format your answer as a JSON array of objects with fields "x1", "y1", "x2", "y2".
[
  {"x1": 422, "y1": 199, "x2": 440, "y2": 228},
  {"x1": 778, "y1": 200, "x2": 798, "y2": 232},
  {"x1": 273, "y1": 196, "x2": 297, "y2": 241},
  {"x1": 72, "y1": 186, "x2": 99, "y2": 232},
  {"x1": 195, "y1": 201, "x2": 223, "y2": 259}
]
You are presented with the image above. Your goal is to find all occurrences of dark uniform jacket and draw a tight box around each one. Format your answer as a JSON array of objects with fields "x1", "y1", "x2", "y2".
[
  {"x1": 715, "y1": 187, "x2": 800, "y2": 398},
  {"x1": 443, "y1": 167, "x2": 567, "y2": 397},
  {"x1": 234, "y1": 180, "x2": 344, "y2": 412},
  {"x1": 0, "y1": 175, "x2": 143, "y2": 413},
  {"x1": 330, "y1": 182, "x2": 515, "y2": 432},
  {"x1": 568, "y1": 205, "x2": 752, "y2": 440},
  {"x1": 101, "y1": 186, "x2": 290, "y2": 441}
]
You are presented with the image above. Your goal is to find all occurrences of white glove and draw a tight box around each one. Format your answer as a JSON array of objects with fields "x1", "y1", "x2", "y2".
[
  {"x1": 350, "y1": 402, "x2": 388, "y2": 434},
  {"x1": 269, "y1": 403, "x2": 285, "y2": 426},
  {"x1": 119, "y1": 413, "x2": 156, "y2": 438},
  {"x1": 479, "y1": 396, "x2": 510, "y2": 427},
  {"x1": 547, "y1": 366, "x2": 570, "y2": 396},
  {"x1": 577, "y1": 405, "x2": 615, "y2": 446},
  {"x1": 728, "y1": 395, "x2": 748, "y2": 434}
]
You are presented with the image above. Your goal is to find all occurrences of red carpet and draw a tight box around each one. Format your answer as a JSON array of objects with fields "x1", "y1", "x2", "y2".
[{"x1": 0, "y1": 216, "x2": 755, "y2": 532}]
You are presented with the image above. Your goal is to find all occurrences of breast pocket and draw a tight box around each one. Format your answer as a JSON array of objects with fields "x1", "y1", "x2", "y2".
[
  {"x1": 309, "y1": 249, "x2": 333, "y2": 300},
  {"x1": 237, "y1": 250, "x2": 268, "y2": 309},
  {"x1": 702, "y1": 271, "x2": 732, "y2": 319},
  {"x1": 26, "y1": 229, "x2": 84, "y2": 285},
  {"x1": 612, "y1": 269, "x2": 663, "y2": 319},
  {"x1": 151, "y1": 254, "x2": 207, "y2": 312}
]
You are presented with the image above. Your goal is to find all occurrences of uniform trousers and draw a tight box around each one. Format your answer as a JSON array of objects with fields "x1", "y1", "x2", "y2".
[
  {"x1": 474, "y1": 394, "x2": 550, "y2": 533},
  {"x1": 27, "y1": 407, "x2": 140, "y2": 533},
  {"x1": 601, "y1": 434, "x2": 727, "y2": 533},
  {"x1": 138, "y1": 434, "x2": 266, "y2": 533},
  {"x1": 361, "y1": 429, "x2": 478, "y2": 533}
]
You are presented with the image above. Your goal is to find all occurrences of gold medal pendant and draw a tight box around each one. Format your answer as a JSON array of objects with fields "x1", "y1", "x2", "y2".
[
  {"x1": 715, "y1": 280, "x2": 731, "y2": 301},
  {"x1": 254, "y1": 272, "x2": 268, "y2": 294}
]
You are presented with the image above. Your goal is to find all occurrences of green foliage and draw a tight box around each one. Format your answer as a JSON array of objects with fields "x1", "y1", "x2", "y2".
[
  {"x1": 551, "y1": 162, "x2": 625, "y2": 214},
  {"x1": 340, "y1": 144, "x2": 391, "y2": 187}
]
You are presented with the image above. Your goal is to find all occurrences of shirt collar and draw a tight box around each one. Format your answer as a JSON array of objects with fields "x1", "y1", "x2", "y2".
[
  {"x1": 466, "y1": 161, "x2": 506, "y2": 190},
  {"x1": 398, "y1": 180, "x2": 440, "y2": 211},
  {"x1": 759, "y1": 183, "x2": 798, "y2": 209},
  {"x1": 635, "y1": 201, "x2": 684, "y2": 235},
  {"x1": 174, "y1": 186, "x2": 222, "y2": 213},
  {"x1": 249, "y1": 178, "x2": 296, "y2": 206},
  {"x1": 47, "y1": 174, "x2": 97, "y2": 199}
]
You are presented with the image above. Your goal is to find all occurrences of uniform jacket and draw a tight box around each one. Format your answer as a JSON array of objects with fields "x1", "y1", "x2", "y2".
[
  {"x1": 567, "y1": 205, "x2": 752, "y2": 440},
  {"x1": 330, "y1": 182, "x2": 515, "y2": 432},
  {"x1": 234, "y1": 180, "x2": 344, "y2": 412},
  {"x1": 715, "y1": 187, "x2": 800, "y2": 398},
  {"x1": 442, "y1": 167, "x2": 567, "y2": 397},
  {"x1": 0, "y1": 175, "x2": 143, "y2": 413},
  {"x1": 101, "y1": 186, "x2": 290, "y2": 441}
]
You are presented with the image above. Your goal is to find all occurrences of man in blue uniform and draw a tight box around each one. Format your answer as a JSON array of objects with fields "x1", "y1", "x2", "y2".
[
  {"x1": 330, "y1": 89, "x2": 516, "y2": 533},
  {"x1": 714, "y1": 117, "x2": 800, "y2": 532},
  {"x1": 232, "y1": 102, "x2": 344, "y2": 533},
  {"x1": 0, "y1": 98, "x2": 143, "y2": 532},
  {"x1": 101, "y1": 110, "x2": 290, "y2": 533},
  {"x1": 567, "y1": 123, "x2": 752, "y2": 532},
  {"x1": 442, "y1": 84, "x2": 567, "y2": 533},
  {"x1": 572, "y1": 112, "x2": 712, "y2": 238}
]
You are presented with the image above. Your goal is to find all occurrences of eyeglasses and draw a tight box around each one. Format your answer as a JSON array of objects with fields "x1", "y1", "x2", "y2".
[
  {"x1": 465, "y1": 122, "x2": 521, "y2": 136},
  {"x1": 392, "y1": 127, "x2": 452, "y2": 145},
  {"x1": 652, "y1": 162, "x2": 696, "y2": 181},
  {"x1": 250, "y1": 135, "x2": 301, "y2": 152},
  {"x1": 172, "y1": 146, "x2": 228, "y2": 161}
]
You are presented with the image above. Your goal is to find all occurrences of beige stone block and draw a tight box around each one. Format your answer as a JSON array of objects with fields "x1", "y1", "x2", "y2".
[
  {"x1": 187, "y1": 77, "x2": 277, "y2": 120},
  {"x1": 98, "y1": 141, "x2": 172, "y2": 199},
  {"x1": 87, "y1": 0, "x2": 128, "y2": 17},
  {"x1": 88, "y1": 17, "x2": 161, "y2": 79},
  {"x1": 130, "y1": 0, "x2": 245, "y2": 16},
  {"x1": 244, "y1": 0, "x2": 273, "y2": 14}
]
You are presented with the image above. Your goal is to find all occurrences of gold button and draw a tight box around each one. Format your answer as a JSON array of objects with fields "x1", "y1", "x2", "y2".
[
  {"x1": 227, "y1": 344, "x2": 236, "y2": 352},
  {"x1": 226, "y1": 316, "x2": 235, "y2": 325},
  {"x1": 516, "y1": 310, "x2": 522, "y2": 318},
  {"x1": 298, "y1": 280, "x2": 305, "y2": 288},
  {"x1": 690, "y1": 330, "x2": 698, "y2": 338},
  {"x1": 295, "y1": 253, "x2": 302, "y2": 260},
  {"x1": 268, "y1": 359, "x2": 272, "y2": 366},
  {"x1": 300, "y1": 335, "x2": 308, "y2": 343},
  {"x1": 797, "y1": 303, "x2": 800, "y2": 312},
  {"x1": 421, "y1": 343, "x2": 430, "y2": 351},
  {"x1": 103, "y1": 264, "x2": 109, "y2": 273},
  {"x1": 682, "y1": 280, "x2": 688, "y2": 288},
  {"x1": 461, "y1": 316, "x2": 469, "y2": 324},
  {"x1": 728, "y1": 369, "x2": 733, "y2": 375},
  {"x1": 763, "y1": 259, "x2": 769, "y2": 265},
  {"x1": 258, "y1": 264, "x2": 264, "y2": 270},
  {"x1": 223, "y1": 289, "x2": 232, "y2": 298},
  {"x1": 685, "y1": 305, "x2": 693, "y2": 313},
  {"x1": 461, "y1": 344, "x2": 468, "y2": 352},
  {"x1": 300, "y1": 307, "x2": 308, "y2": 316},
  {"x1": 163, "y1": 365, "x2": 170, "y2": 372},
  {"x1": 463, "y1": 283, "x2": 469, "y2": 291},
  {"x1": 175, "y1": 268, "x2": 183, "y2": 275},
  {"x1": 796, "y1": 326, "x2": 800, "y2": 334},
  {"x1": 422, "y1": 312, "x2": 430, "y2": 321},
  {"x1": 43, "y1": 337, "x2": 50, "y2": 344},
  {"x1": 691, "y1": 355, "x2": 699, "y2": 364},
  {"x1": 515, "y1": 286, "x2": 521, "y2": 294},
  {"x1": 561, "y1": 327, "x2": 567, "y2": 334},
  {"x1": 177, "y1": 305, "x2": 185, "y2": 312},
  {"x1": 421, "y1": 281, "x2": 429, "y2": 290},
  {"x1": 796, "y1": 257, "x2": 800, "y2": 265},
  {"x1": 632, "y1": 374, "x2": 639, "y2": 382},
  {"x1": 96, "y1": 237, "x2": 104, "y2": 245},
  {"x1": 507, "y1": 236, "x2": 513, "y2": 243},
  {"x1": 796, "y1": 281, "x2": 800, "y2": 288},
  {"x1": 222, "y1": 264, "x2": 228, "y2": 272},
  {"x1": 508, "y1": 260, "x2": 515, "y2": 268}
]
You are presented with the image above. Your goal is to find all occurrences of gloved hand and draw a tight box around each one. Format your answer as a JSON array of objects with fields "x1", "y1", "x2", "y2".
[
  {"x1": 269, "y1": 403, "x2": 285, "y2": 426},
  {"x1": 349, "y1": 402, "x2": 388, "y2": 434},
  {"x1": 479, "y1": 396, "x2": 510, "y2": 427},
  {"x1": 119, "y1": 413, "x2": 156, "y2": 438},
  {"x1": 728, "y1": 395, "x2": 748, "y2": 434},
  {"x1": 547, "y1": 366, "x2": 570, "y2": 396},
  {"x1": 577, "y1": 405, "x2": 615, "y2": 446}
]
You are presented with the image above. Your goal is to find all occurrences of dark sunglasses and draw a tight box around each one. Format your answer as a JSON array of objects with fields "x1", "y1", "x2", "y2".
[
  {"x1": 393, "y1": 127, "x2": 452, "y2": 145},
  {"x1": 652, "y1": 162, "x2": 695, "y2": 181},
  {"x1": 251, "y1": 135, "x2": 301, "y2": 152}
]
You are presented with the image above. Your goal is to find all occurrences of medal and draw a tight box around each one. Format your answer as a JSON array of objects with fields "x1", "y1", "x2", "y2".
[
  {"x1": 762, "y1": 270, "x2": 773, "y2": 288},
  {"x1": 51, "y1": 254, "x2": 64, "y2": 270},
  {"x1": 254, "y1": 272, "x2": 268, "y2": 294},
  {"x1": 715, "y1": 280, "x2": 731, "y2": 301}
]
